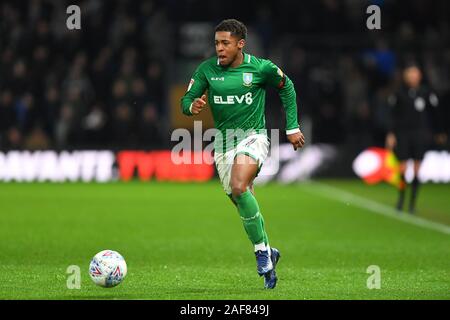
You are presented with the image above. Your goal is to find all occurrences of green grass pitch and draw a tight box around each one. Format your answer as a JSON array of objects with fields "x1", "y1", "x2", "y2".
[{"x1": 0, "y1": 179, "x2": 449, "y2": 299}]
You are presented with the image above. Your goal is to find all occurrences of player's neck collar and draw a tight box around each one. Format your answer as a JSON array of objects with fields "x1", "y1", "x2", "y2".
[{"x1": 244, "y1": 52, "x2": 251, "y2": 64}]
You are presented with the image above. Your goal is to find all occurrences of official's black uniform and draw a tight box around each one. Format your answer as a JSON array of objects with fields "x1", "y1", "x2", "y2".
[{"x1": 388, "y1": 85, "x2": 441, "y2": 161}]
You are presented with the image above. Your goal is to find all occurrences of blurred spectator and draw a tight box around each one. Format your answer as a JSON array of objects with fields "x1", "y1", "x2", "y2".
[
  {"x1": 81, "y1": 102, "x2": 108, "y2": 147},
  {"x1": 131, "y1": 78, "x2": 150, "y2": 109},
  {"x1": 55, "y1": 103, "x2": 75, "y2": 148},
  {"x1": 0, "y1": 90, "x2": 17, "y2": 132},
  {"x1": 137, "y1": 103, "x2": 164, "y2": 149},
  {"x1": 42, "y1": 85, "x2": 60, "y2": 138},
  {"x1": 146, "y1": 61, "x2": 164, "y2": 112},
  {"x1": 112, "y1": 102, "x2": 135, "y2": 147},
  {"x1": 10, "y1": 60, "x2": 30, "y2": 96},
  {"x1": 24, "y1": 124, "x2": 51, "y2": 150},
  {"x1": 0, "y1": 90, "x2": 20, "y2": 149},
  {"x1": 15, "y1": 92, "x2": 39, "y2": 134},
  {"x1": 362, "y1": 39, "x2": 397, "y2": 92},
  {"x1": 309, "y1": 61, "x2": 344, "y2": 144}
]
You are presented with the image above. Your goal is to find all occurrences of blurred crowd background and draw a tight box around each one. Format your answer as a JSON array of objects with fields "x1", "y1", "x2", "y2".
[{"x1": 1, "y1": 0, "x2": 449, "y2": 153}]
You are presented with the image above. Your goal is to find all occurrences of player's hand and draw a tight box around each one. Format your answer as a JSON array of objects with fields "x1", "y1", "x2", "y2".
[
  {"x1": 385, "y1": 132, "x2": 396, "y2": 150},
  {"x1": 191, "y1": 94, "x2": 207, "y2": 115},
  {"x1": 287, "y1": 130, "x2": 305, "y2": 151}
]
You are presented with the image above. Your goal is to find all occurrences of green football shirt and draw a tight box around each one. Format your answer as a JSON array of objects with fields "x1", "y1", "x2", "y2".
[{"x1": 181, "y1": 52, "x2": 299, "y2": 152}]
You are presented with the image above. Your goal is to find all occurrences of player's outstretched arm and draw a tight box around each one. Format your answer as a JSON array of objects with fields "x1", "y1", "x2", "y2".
[
  {"x1": 280, "y1": 77, "x2": 304, "y2": 150},
  {"x1": 261, "y1": 59, "x2": 304, "y2": 150}
]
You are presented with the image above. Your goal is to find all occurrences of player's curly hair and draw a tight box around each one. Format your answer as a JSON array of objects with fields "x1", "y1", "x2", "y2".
[{"x1": 215, "y1": 19, "x2": 247, "y2": 40}]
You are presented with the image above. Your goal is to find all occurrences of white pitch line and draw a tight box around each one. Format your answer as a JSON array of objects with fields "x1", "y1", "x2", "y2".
[{"x1": 305, "y1": 182, "x2": 450, "y2": 236}]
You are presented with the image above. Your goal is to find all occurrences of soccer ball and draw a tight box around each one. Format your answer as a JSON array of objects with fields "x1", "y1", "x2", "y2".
[{"x1": 89, "y1": 250, "x2": 127, "y2": 288}]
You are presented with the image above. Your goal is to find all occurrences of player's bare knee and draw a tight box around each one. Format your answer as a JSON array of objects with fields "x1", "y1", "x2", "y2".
[{"x1": 231, "y1": 184, "x2": 247, "y2": 199}]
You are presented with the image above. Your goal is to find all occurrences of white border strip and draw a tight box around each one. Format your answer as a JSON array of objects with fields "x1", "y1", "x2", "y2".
[{"x1": 307, "y1": 182, "x2": 450, "y2": 235}]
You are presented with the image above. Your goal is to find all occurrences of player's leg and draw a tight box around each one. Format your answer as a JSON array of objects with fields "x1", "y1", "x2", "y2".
[
  {"x1": 226, "y1": 134, "x2": 278, "y2": 288},
  {"x1": 230, "y1": 154, "x2": 268, "y2": 250},
  {"x1": 217, "y1": 149, "x2": 270, "y2": 245},
  {"x1": 215, "y1": 149, "x2": 237, "y2": 206},
  {"x1": 408, "y1": 132, "x2": 426, "y2": 214},
  {"x1": 227, "y1": 182, "x2": 254, "y2": 202},
  {"x1": 227, "y1": 193, "x2": 237, "y2": 206},
  {"x1": 409, "y1": 160, "x2": 422, "y2": 214},
  {"x1": 395, "y1": 132, "x2": 409, "y2": 211},
  {"x1": 217, "y1": 148, "x2": 267, "y2": 245},
  {"x1": 249, "y1": 182, "x2": 255, "y2": 195},
  {"x1": 230, "y1": 153, "x2": 279, "y2": 289},
  {"x1": 227, "y1": 182, "x2": 270, "y2": 245},
  {"x1": 248, "y1": 183, "x2": 270, "y2": 245},
  {"x1": 396, "y1": 161, "x2": 407, "y2": 211}
]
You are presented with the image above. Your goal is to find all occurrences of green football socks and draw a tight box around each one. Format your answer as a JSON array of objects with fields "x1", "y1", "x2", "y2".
[{"x1": 234, "y1": 190, "x2": 269, "y2": 247}]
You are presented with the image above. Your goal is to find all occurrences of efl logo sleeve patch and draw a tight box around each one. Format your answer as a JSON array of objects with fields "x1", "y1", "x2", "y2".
[{"x1": 187, "y1": 78, "x2": 195, "y2": 92}]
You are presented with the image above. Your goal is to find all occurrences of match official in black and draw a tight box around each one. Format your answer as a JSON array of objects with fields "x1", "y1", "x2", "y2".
[{"x1": 385, "y1": 62, "x2": 447, "y2": 213}]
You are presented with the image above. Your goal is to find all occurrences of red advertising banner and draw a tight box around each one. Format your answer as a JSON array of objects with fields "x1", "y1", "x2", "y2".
[{"x1": 117, "y1": 151, "x2": 214, "y2": 182}]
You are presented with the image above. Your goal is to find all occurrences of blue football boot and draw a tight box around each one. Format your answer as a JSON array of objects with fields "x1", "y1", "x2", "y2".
[
  {"x1": 264, "y1": 247, "x2": 280, "y2": 289},
  {"x1": 255, "y1": 249, "x2": 273, "y2": 276}
]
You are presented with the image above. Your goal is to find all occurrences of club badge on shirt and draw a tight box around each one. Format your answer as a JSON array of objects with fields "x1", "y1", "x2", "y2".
[{"x1": 243, "y1": 73, "x2": 253, "y2": 87}]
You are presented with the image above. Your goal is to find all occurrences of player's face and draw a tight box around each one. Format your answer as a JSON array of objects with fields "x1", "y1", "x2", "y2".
[
  {"x1": 215, "y1": 31, "x2": 245, "y2": 66},
  {"x1": 403, "y1": 66, "x2": 422, "y2": 88}
]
